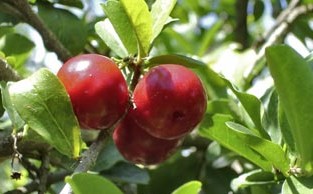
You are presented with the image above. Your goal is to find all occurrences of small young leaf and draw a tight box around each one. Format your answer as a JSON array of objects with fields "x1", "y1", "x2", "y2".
[
  {"x1": 95, "y1": 19, "x2": 128, "y2": 58},
  {"x1": 101, "y1": 0, "x2": 137, "y2": 55},
  {"x1": 172, "y1": 181, "x2": 202, "y2": 194},
  {"x1": 231, "y1": 169, "x2": 280, "y2": 192},
  {"x1": 0, "y1": 82, "x2": 24, "y2": 129},
  {"x1": 222, "y1": 78, "x2": 270, "y2": 139},
  {"x1": 266, "y1": 45, "x2": 313, "y2": 175},
  {"x1": 8, "y1": 68, "x2": 82, "y2": 158},
  {"x1": 66, "y1": 173, "x2": 123, "y2": 194},
  {"x1": 119, "y1": 0, "x2": 152, "y2": 57},
  {"x1": 199, "y1": 114, "x2": 272, "y2": 172},
  {"x1": 150, "y1": 0, "x2": 177, "y2": 42}
]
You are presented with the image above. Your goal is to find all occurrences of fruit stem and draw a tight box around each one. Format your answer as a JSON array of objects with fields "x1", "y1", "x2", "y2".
[{"x1": 129, "y1": 66, "x2": 141, "y2": 92}]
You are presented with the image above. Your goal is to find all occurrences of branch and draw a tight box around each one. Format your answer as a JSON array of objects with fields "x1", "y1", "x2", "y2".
[
  {"x1": 2, "y1": 0, "x2": 72, "y2": 62},
  {"x1": 0, "y1": 59, "x2": 21, "y2": 82},
  {"x1": 60, "y1": 130, "x2": 110, "y2": 194},
  {"x1": 38, "y1": 152, "x2": 50, "y2": 194},
  {"x1": 234, "y1": 0, "x2": 249, "y2": 49},
  {"x1": 253, "y1": 0, "x2": 300, "y2": 49},
  {"x1": 243, "y1": 2, "x2": 313, "y2": 89}
]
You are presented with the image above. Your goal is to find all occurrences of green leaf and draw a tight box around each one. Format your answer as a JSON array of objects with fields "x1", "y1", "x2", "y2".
[
  {"x1": 199, "y1": 114, "x2": 272, "y2": 172},
  {"x1": 0, "y1": 90, "x2": 4, "y2": 117},
  {"x1": 282, "y1": 176, "x2": 313, "y2": 194},
  {"x1": 119, "y1": 0, "x2": 152, "y2": 57},
  {"x1": 198, "y1": 20, "x2": 224, "y2": 56},
  {"x1": 93, "y1": 140, "x2": 124, "y2": 171},
  {"x1": 0, "y1": 33, "x2": 35, "y2": 68},
  {"x1": 101, "y1": 0, "x2": 137, "y2": 55},
  {"x1": 0, "y1": 26, "x2": 14, "y2": 38},
  {"x1": 38, "y1": 2, "x2": 88, "y2": 55},
  {"x1": 147, "y1": 54, "x2": 227, "y2": 98},
  {"x1": 266, "y1": 45, "x2": 313, "y2": 175},
  {"x1": 278, "y1": 101, "x2": 295, "y2": 153},
  {"x1": 231, "y1": 169, "x2": 280, "y2": 192},
  {"x1": 95, "y1": 19, "x2": 128, "y2": 58},
  {"x1": 253, "y1": 1, "x2": 265, "y2": 21},
  {"x1": 101, "y1": 162, "x2": 150, "y2": 184},
  {"x1": 150, "y1": 0, "x2": 177, "y2": 42},
  {"x1": 66, "y1": 173, "x2": 123, "y2": 194},
  {"x1": 226, "y1": 122, "x2": 289, "y2": 176},
  {"x1": 262, "y1": 89, "x2": 281, "y2": 144},
  {"x1": 0, "y1": 82, "x2": 24, "y2": 129},
  {"x1": 0, "y1": 12, "x2": 19, "y2": 25},
  {"x1": 8, "y1": 68, "x2": 81, "y2": 158},
  {"x1": 138, "y1": 152, "x2": 203, "y2": 194},
  {"x1": 172, "y1": 181, "x2": 202, "y2": 194},
  {"x1": 57, "y1": 0, "x2": 83, "y2": 8},
  {"x1": 222, "y1": 77, "x2": 270, "y2": 139}
]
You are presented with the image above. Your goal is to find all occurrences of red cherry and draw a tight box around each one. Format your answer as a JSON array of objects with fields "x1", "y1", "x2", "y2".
[
  {"x1": 113, "y1": 110, "x2": 181, "y2": 165},
  {"x1": 57, "y1": 54, "x2": 129, "y2": 130},
  {"x1": 132, "y1": 64, "x2": 206, "y2": 139}
]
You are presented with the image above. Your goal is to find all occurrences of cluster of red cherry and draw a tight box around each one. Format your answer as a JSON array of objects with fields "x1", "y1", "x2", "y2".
[{"x1": 57, "y1": 54, "x2": 206, "y2": 165}]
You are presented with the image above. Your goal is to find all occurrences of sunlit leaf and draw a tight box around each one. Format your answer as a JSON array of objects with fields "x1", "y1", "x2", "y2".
[
  {"x1": 150, "y1": 0, "x2": 177, "y2": 42},
  {"x1": 66, "y1": 173, "x2": 123, "y2": 194},
  {"x1": 119, "y1": 0, "x2": 152, "y2": 57},
  {"x1": 172, "y1": 181, "x2": 202, "y2": 194},
  {"x1": 266, "y1": 45, "x2": 313, "y2": 175},
  {"x1": 8, "y1": 68, "x2": 82, "y2": 158},
  {"x1": 199, "y1": 114, "x2": 272, "y2": 172},
  {"x1": 95, "y1": 19, "x2": 128, "y2": 58},
  {"x1": 231, "y1": 169, "x2": 280, "y2": 192},
  {"x1": 101, "y1": 0, "x2": 137, "y2": 55}
]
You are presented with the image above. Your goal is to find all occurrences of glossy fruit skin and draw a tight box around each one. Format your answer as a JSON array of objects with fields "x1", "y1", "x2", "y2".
[
  {"x1": 57, "y1": 54, "x2": 128, "y2": 130},
  {"x1": 113, "y1": 110, "x2": 181, "y2": 165},
  {"x1": 132, "y1": 64, "x2": 206, "y2": 139}
]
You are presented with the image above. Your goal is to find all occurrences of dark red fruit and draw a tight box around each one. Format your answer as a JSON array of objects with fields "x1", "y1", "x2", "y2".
[
  {"x1": 57, "y1": 54, "x2": 128, "y2": 130},
  {"x1": 113, "y1": 110, "x2": 181, "y2": 165},
  {"x1": 132, "y1": 64, "x2": 206, "y2": 139}
]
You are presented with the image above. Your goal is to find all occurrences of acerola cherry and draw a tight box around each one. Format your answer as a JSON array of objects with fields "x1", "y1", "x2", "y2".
[
  {"x1": 57, "y1": 54, "x2": 128, "y2": 130},
  {"x1": 132, "y1": 64, "x2": 206, "y2": 139},
  {"x1": 113, "y1": 110, "x2": 181, "y2": 165}
]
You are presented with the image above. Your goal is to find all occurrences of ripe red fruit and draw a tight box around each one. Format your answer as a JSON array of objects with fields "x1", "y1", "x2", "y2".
[
  {"x1": 57, "y1": 54, "x2": 129, "y2": 130},
  {"x1": 132, "y1": 64, "x2": 206, "y2": 139},
  {"x1": 113, "y1": 110, "x2": 181, "y2": 165}
]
